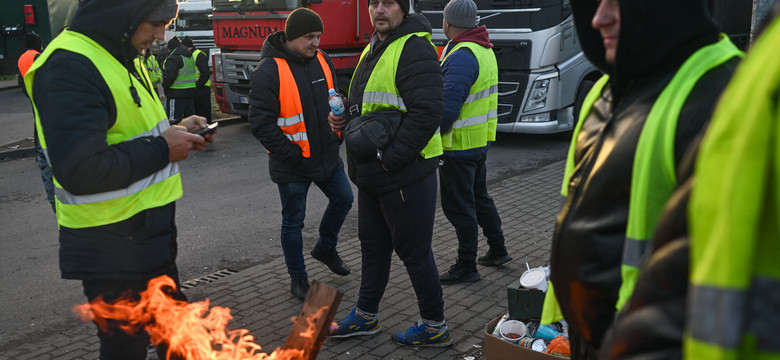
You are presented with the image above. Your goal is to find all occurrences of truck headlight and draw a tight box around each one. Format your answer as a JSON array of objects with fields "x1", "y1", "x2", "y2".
[
  {"x1": 525, "y1": 79, "x2": 550, "y2": 111},
  {"x1": 213, "y1": 53, "x2": 224, "y2": 83}
]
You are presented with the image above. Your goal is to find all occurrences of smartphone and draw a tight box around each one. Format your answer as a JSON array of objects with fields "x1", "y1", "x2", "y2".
[{"x1": 197, "y1": 122, "x2": 218, "y2": 137}]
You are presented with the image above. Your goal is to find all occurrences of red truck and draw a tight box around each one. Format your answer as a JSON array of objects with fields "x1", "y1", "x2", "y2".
[{"x1": 210, "y1": 0, "x2": 374, "y2": 117}]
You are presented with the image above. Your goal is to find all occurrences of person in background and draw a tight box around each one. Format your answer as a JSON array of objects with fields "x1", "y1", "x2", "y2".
[
  {"x1": 24, "y1": 0, "x2": 213, "y2": 358},
  {"x1": 142, "y1": 47, "x2": 163, "y2": 98},
  {"x1": 247, "y1": 8, "x2": 353, "y2": 301},
  {"x1": 17, "y1": 32, "x2": 55, "y2": 212},
  {"x1": 162, "y1": 35, "x2": 197, "y2": 120},
  {"x1": 436, "y1": 0, "x2": 511, "y2": 286},
  {"x1": 182, "y1": 36, "x2": 213, "y2": 123},
  {"x1": 326, "y1": 0, "x2": 451, "y2": 347},
  {"x1": 540, "y1": 0, "x2": 742, "y2": 358}
]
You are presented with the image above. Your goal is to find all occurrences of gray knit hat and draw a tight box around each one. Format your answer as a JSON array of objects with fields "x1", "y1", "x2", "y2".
[
  {"x1": 145, "y1": 0, "x2": 178, "y2": 22},
  {"x1": 285, "y1": 8, "x2": 324, "y2": 40},
  {"x1": 443, "y1": 0, "x2": 478, "y2": 28}
]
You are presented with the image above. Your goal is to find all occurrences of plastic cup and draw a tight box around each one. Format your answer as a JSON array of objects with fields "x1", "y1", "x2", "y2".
[
  {"x1": 499, "y1": 320, "x2": 527, "y2": 344},
  {"x1": 520, "y1": 267, "x2": 548, "y2": 292}
]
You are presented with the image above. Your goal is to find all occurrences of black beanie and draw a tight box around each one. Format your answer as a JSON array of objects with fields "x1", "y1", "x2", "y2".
[
  {"x1": 367, "y1": 0, "x2": 409, "y2": 14},
  {"x1": 182, "y1": 35, "x2": 194, "y2": 48},
  {"x1": 167, "y1": 36, "x2": 181, "y2": 50},
  {"x1": 285, "y1": 8, "x2": 324, "y2": 40}
]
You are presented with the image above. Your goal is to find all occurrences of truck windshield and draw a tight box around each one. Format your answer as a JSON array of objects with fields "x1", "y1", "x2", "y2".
[
  {"x1": 212, "y1": 0, "x2": 304, "y2": 12},
  {"x1": 175, "y1": 12, "x2": 212, "y2": 32}
]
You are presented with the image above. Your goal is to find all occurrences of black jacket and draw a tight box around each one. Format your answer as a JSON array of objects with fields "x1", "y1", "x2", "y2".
[
  {"x1": 346, "y1": 14, "x2": 443, "y2": 195},
  {"x1": 32, "y1": 0, "x2": 178, "y2": 280},
  {"x1": 247, "y1": 31, "x2": 342, "y2": 183},
  {"x1": 193, "y1": 47, "x2": 211, "y2": 88},
  {"x1": 548, "y1": 0, "x2": 740, "y2": 357},
  {"x1": 162, "y1": 45, "x2": 197, "y2": 98}
]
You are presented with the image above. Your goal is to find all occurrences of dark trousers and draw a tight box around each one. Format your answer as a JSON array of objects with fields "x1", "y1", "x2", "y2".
[
  {"x1": 356, "y1": 171, "x2": 445, "y2": 321},
  {"x1": 81, "y1": 269, "x2": 187, "y2": 360},
  {"x1": 167, "y1": 97, "x2": 195, "y2": 121},
  {"x1": 439, "y1": 152, "x2": 505, "y2": 269},
  {"x1": 194, "y1": 86, "x2": 212, "y2": 123},
  {"x1": 277, "y1": 162, "x2": 354, "y2": 279}
]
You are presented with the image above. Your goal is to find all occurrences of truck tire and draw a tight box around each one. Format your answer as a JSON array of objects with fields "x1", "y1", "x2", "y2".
[{"x1": 573, "y1": 79, "x2": 595, "y2": 123}]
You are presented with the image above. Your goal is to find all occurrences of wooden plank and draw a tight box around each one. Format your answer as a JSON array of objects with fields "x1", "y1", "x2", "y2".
[{"x1": 282, "y1": 281, "x2": 343, "y2": 359}]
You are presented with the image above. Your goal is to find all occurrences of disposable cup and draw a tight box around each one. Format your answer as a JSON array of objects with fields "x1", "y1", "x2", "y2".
[
  {"x1": 499, "y1": 320, "x2": 527, "y2": 344},
  {"x1": 520, "y1": 267, "x2": 548, "y2": 292}
]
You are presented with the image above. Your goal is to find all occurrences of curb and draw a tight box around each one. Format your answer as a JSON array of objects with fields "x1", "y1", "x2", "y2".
[{"x1": 0, "y1": 116, "x2": 245, "y2": 162}]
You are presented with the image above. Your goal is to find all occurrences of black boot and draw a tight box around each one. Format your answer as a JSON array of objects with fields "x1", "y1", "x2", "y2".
[
  {"x1": 439, "y1": 261, "x2": 481, "y2": 285},
  {"x1": 311, "y1": 247, "x2": 350, "y2": 276},
  {"x1": 291, "y1": 275, "x2": 310, "y2": 301},
  {"x1": 477, "y1": 247, "x2": 512, "y2": 266}
]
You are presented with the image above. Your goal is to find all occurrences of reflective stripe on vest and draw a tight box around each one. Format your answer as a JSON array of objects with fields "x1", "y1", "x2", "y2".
[
  {"x1": 143, "y1": 54, "x2": 161, "y2": 84},
  {"x1": 273, "y1": 50, "x2": 334, "y2": 158},
  {"x1": 24, "y1": 29, "x2": 182, "y2": 229},
  {"x1": 616, "y1": 35, "x2": 743, "y2": 310},
  {"x1": 168, "y1": 53, "x2": 197, "y2": 89},
  {"x1": 687, "y1": 17, "x2": 780, "y2": 359},
  {"x1": 354, "y1": 32, "x2": 443, "y2": 159},
  {"x1": 440, "y1": 41, "x2": 498, "y2": 151},
  {"x1": 18, "y1": 49, "x2": 40, "y2": 77},
  {"x1": 192, "y1": 49, "x2": 211, "y2": 87}
]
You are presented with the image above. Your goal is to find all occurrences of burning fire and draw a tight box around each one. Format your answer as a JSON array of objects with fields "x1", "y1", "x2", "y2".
[{"x1": 74, "y1": 275, "x2": 328, "y2": 360}]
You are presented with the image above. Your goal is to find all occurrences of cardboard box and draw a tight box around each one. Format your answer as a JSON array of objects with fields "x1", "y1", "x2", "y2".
[
  {"x1": 507, "y1": 279, "x2": 546, "y2": 320},
  {"x1": 484, "y1": 313, "x2": 564, "y2": 360}
]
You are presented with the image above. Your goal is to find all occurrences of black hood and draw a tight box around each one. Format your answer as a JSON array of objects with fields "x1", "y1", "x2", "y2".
[
  {"x1": 70, "y1": 0, "x2": 165, "y2": 63},
  {"x1": 260, "y1": 31, "x2": 312, "y2": 64},
  {"x1": 572, "y1": 0, "x2": 719, "y2": 93}
]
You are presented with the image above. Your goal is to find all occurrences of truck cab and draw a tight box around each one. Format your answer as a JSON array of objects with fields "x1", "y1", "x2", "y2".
[
  {"x1": 171, "y1": 0, "x2": 217, "y2": 65},
  {"x1": 418, "y1": 0, "x2": 602, "y2": 134}
]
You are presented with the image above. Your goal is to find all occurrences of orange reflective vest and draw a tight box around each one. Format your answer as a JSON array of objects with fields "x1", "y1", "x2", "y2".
[
  {"x1": 18, "y1": 49, "x2": 40, "y2": 77},
  {"x1": 273, "y1": 50, "x2": 333, "y2": 158}
]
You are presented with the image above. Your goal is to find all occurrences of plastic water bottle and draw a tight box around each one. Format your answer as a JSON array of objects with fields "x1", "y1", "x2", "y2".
[{"x1": 328, "y1": 88, "x2": 344, "y2": 116}]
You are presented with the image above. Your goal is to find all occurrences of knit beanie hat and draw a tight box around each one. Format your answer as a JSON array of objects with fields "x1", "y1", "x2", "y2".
[
  {"x1": 366, "y1": 0, "x2": 409, "y2": 15},
  {"x1": 285, "y1": 8, "x2": 324, "y2": 40},
  {"x1": 167, "y1": 36, "x2": 181, "y2": 50},
  {"x1": 145, "y1": 0, "x2": 178, "y2": 22},
  {"x1": 444, "y1": 0, "x2": 478, "y2": 28},
  {"x1": 182, "y1": 35, "x2": 194, "y2": 48}
]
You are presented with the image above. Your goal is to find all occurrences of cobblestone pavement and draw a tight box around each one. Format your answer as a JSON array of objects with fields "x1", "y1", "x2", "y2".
[{"x1": 0, "y1": 160, "x2": 564, "y2": 360}]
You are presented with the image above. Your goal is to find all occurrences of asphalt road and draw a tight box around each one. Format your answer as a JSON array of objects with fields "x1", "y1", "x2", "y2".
[{"x1": 0, "y1": 85, "x2": 570, "y2": 349}]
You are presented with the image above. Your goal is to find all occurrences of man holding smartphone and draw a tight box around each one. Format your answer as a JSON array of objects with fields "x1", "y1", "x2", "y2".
[
  {"x1": 24, "y1": 0, "x2": 214, "y2": 358},
  {"x1": 247, "y1": 8, "x2": 354, "y2": 301}
]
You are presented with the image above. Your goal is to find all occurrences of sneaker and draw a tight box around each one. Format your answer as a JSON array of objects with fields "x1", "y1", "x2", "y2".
[
  {"x1": 328, "y1": 307, "x2": 381, "y2": 338},
  {"x1": 311, "y1": 246, "x2": 350, "y2": 276},
  {"x1": 477, "y1": 248, "x2": 512, "y2": 266},
  {"x1": 439, "y1": 262, "x2": 481, "y2": 285},
  {"x1": 290, "y1": 275, "x2": 309, "y2": 301},
  {"x1": 391, "y1": 320, "x2": 453, "y2": 347}
]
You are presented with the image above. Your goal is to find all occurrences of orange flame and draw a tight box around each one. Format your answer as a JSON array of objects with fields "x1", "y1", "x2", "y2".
[{"x1": 73, "y1": 275, "x2": 328, "y2": 360}]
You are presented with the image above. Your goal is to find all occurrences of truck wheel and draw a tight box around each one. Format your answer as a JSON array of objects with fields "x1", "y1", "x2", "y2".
[{"x1": 573, "y1": 79, "x2": 595, "y2": 124}]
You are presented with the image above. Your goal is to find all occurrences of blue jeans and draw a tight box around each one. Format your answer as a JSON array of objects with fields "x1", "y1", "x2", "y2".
[{"x1": 277, "y1": 162, "x2": 353, "y2": 279}]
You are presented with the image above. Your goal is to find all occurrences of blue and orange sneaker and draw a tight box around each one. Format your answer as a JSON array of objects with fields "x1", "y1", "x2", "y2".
[
  {"x1": 328, "y1": 307, "x2": 381, "y2": 338},
  {"x1": 391, "y1": 320, "x2": 453, "y2": 347}
]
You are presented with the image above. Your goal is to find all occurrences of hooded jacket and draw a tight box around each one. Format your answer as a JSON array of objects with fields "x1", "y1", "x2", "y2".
[
  {"x1": 162, "y1": 44, "x2": 197, "y2": 98},
  {"x1": 31, "y1": 0, "x2": 178, "y2": 281},
  {"x1": 548, "y1": 0, "x2": 740, "y2": 357},
  {"x1": 346, "y1": 14, "x2": 443, "y2": 194},
  {"x1": 247, "y1": 31, "x2": 342, "y2": 183}
]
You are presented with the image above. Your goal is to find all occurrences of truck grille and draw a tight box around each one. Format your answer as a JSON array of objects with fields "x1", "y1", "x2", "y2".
[{"x1": 222, "y1": 52, "x2": 263, "y2": 85}]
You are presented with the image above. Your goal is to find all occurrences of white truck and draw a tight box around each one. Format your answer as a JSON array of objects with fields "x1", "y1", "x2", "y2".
[
  {"x1": 418, "y1": 0, "x2": 602, "y2": 134},
  {"x1": 170, "y1": 0, "x2": 217, "y2": 65}
]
